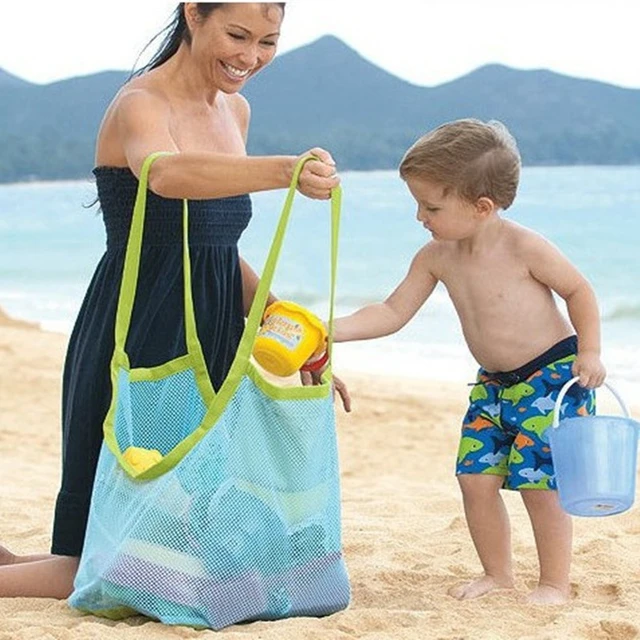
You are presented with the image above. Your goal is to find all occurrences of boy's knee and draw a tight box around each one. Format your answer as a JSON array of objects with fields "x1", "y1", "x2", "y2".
[
  {"x1": 457, "y1": 473, "x2": 504, "y2": 499},
  {"x1": 520, "y1": 488, "x2": 563, "y2": 510}
]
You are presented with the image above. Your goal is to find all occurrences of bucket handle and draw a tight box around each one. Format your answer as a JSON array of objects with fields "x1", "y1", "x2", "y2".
[{"x1": 552, "y1": 376, "x2": 630, "y2": 429}]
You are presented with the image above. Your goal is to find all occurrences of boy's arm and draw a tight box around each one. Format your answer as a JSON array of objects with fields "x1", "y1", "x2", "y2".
[
  {"x1": 334, "y1": 245, "x2": 438, "y2": 342},
  {"x1": 524, "y1": 233, "x2": 606, "y2": 388}
]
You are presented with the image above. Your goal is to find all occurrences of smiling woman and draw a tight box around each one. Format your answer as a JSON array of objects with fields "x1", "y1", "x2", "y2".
[
  {"x1": 138, "y1": 3, "x2": 286, "y2": 83},
  {"x1": 0, "y1": 2, "x2": 349, "y2": 601}
]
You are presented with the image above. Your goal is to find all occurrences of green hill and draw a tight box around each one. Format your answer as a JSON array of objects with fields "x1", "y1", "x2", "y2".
[{"x1": 1, "y1": 35, "x2": 639, "y2": 182}]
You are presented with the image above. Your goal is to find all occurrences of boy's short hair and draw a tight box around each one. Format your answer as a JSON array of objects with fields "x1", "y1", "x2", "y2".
[{"x1": 399, "y1": 119, "x2": 521, "y2": 210}]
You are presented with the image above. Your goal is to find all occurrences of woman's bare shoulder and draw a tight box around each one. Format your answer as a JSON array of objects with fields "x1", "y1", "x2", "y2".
[
  {"x1": 95, "y1": 77, "x2": 172, "y2": 167},
  {"x1": 111, "y1": 75, "x2": 170, "y2": 114}
]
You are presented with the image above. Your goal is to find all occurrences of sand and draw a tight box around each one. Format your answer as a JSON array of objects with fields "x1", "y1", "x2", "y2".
[{"x1": 1, "y1": 309, "x2": 639, "y2": 640}]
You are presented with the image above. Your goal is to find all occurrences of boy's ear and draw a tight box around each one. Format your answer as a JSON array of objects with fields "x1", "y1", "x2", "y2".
[{"x1": 475, "y1": 196, "x2": 496, "y2": 218}]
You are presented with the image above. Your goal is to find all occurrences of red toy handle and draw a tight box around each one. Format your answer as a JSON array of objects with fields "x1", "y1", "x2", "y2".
[{"x1": 300, "y1": 349, "x2": 329, "y2": 373}]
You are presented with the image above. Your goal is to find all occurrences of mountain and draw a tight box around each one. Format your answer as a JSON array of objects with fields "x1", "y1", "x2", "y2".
[
  {"x1": 244, "y1": 35, "x2": 428, "y2": 131},
  {"x1": 1, "y1": 36, "x2": 639, "y2": 182},
  {"x1": 0, "y1": 68, "x2": 34, "y2": 88},
  {"x1": 0, "y1": 69, "x2": 128, "y2": 181},
  {"x1": 423, "y1": 64, "x2": 640, "y2": 165},
  {"x1": 242, "y1": 36, "x2": 430, "y2": 168},
  {"x1": 243, "y1": 37, "x2": 640, "y2": 167}
]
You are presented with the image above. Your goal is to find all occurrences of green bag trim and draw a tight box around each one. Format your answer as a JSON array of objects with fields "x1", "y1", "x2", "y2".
[
  {"x1": 246, "y1": 361, "x2": 332, "y2": 400},
  {"x1": 75, "y1": 604, "x2": 139, "y2": 620},
  {"x1": 126, "y1": 354, "x2": 194, "y2": 381},
  {"x1": 103, "y1": 154, "x2": 340, "y2": 480}
]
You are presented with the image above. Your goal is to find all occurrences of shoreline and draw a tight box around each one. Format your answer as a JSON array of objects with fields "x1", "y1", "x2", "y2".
[
  {"x1": 0, "y1": 304, "x2": 636, "y2": 415},
  {"x1": 3, "y1": 163, "x2": 640, "y2": 187}
]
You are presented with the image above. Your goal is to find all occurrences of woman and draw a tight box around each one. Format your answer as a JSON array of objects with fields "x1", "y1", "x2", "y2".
[{"x1": 0, "y1": 2, "x2": 349, "y2": 599}]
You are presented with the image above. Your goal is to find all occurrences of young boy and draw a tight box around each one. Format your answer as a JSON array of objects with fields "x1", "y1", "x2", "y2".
[{"x1": 332, "y1": 119, "x2": 606, "y2": 605}]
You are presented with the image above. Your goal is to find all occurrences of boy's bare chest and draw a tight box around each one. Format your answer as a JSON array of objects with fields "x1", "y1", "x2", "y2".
[{"x1": 438, "y1": 253, "x2": 531, "y2": 309}]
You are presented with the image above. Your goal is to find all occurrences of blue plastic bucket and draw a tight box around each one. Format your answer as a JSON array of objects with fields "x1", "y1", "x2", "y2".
[{"x1": 549, "y1": 377, "x2": 640, "y2": 517}]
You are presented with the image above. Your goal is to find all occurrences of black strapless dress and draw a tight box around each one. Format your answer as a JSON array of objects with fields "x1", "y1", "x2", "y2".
[{"x1": 51, "y1": 167, "x2": 252, "y2": 556}]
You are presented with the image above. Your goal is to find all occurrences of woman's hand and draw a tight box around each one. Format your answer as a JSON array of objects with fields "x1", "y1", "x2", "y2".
[
  {"x1": 300, "y1": 369, "x2": 352, "y2": 413},
  {"x1": 296, "y1": 147, "x2": 340, "y2": 200},
  {"x1": 332, "y1": 373, "x2": 352, "y2": 412}
]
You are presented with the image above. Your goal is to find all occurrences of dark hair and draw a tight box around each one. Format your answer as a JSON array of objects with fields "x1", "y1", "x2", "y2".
[{"x1": 133, "y1": 3, "x2": 285, "y2": 77}]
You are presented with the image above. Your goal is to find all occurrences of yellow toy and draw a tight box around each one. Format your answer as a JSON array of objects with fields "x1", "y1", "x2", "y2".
[
  {"x1": 253, "y1": 301, "x2": 328, "y2": 377},
  {"x1": 122, "y1": 446, "x2": 163, "y2": 475}
]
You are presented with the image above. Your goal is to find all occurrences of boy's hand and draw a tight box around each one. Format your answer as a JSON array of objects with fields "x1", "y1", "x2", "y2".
[{"x1": 572, "y1": 351, "x2": 606, "y2": 388}]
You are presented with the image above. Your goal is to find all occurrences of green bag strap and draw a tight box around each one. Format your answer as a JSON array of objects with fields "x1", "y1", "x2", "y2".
[
  {"x1": 113, "y1": 152, "x2": 201, "y2": 360},
  {"x1": 327, "y1": 178, "x2": 340, "y2": 358},
  {"x1": 107, "y1": 155, "x2": 340, "y2": 481},
  {"x1": 235, "y1": 154, "x2": 341, "y2": 369}
]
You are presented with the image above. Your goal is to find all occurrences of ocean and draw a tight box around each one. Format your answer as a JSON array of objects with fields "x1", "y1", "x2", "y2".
[{"x1": 1, "y1": 166, "x2": 639, "y2": 401}]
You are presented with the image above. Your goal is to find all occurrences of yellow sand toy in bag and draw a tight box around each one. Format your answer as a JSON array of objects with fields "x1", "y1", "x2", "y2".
[
  {"x1": 253, "y1": 301, "x2": 328, "y2": 377},
  {"x1": 122, "y1": 446, "x2": 164, "y2": 475}
]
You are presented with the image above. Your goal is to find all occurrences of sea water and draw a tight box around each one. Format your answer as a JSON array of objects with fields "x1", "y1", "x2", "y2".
[{"x1": 1, "y1": 166, "x2": 638, "y2": 400}]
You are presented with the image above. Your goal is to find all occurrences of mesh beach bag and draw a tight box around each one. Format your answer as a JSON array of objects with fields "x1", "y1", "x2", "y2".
[{"x1": 68, "y1": 153, "x2": 350, "y2": 629}]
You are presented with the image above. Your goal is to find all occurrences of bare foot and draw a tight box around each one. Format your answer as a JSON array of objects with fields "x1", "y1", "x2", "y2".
[
  {"x1": 449, "y1": 575, "x2": 515, "y2": 600},
  {"x1": 0, "y1": 545, "x2": 17, "y2": 566},
  {"x1": 527, "y1": 584, "x2": 569, "y2": 605}
]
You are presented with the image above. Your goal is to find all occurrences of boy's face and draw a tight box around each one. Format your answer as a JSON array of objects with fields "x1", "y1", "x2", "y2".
[{"x1": 406, "y1": 176, "x2": 481, "y2": 241}]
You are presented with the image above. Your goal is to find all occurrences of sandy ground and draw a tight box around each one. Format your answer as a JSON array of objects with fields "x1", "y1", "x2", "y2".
[{"x1": 1, "y1": 309, "x2": 640, "y2": 640}]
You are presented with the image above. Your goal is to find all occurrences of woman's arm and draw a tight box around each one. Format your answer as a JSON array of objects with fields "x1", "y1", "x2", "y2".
[
  {"x1": 239, "y1": 257, "x2": 277, "y2": 317},
  {"x1": 115, "y1": 89, "x2": 338, "y2": 200}
]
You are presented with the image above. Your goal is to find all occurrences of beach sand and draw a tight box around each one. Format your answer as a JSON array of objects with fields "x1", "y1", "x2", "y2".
[{"x1": 1, "y1": 310, "x2": 639, "y2": 640}]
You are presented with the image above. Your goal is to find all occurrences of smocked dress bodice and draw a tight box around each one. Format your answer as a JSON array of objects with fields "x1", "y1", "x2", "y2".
[{"x1": 95, "y1": 166, "x2": 251, "y2": 251}]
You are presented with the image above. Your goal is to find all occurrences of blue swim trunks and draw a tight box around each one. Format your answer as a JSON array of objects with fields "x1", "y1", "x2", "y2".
[{"x1": 455, "y1": 336, "x2": 595, "y2": 491}]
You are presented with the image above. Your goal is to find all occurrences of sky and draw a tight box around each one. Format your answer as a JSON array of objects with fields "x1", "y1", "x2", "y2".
[{"x1": 0, "y1": 1, "x2": 637, "y2": 89}]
